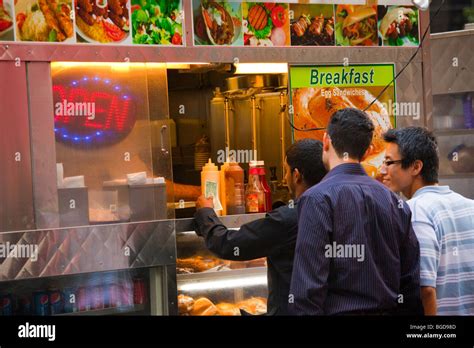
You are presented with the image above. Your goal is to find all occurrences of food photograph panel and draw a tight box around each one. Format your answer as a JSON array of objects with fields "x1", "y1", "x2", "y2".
[
  {"x1": 335, "y1": 4, "x2": 379, "y2": 46},
  {"x1": 131, "y1": 0, "x2": 183, "y2": 45},
  {"x1": 378, "y1": 5, "x2": 419, "y2": 47},
  {"x1": 15, "y1": 0, "x2": 75, "y2": 42},
  {"x1": 290, "y1": 65, "x2": 396, "y2": 179},
  {"x1": 0, "y1": 0, "x2": 14, "y2": 41},
  {"x1": 289, "y1": 4, "x2": 334, "y2": 46},
  {"x1": 243, "y1": 2, "x2": 290, "y2": 47},
  {"x1": 193, "y1": 0, "x2": 242, "y2": 46},
  {"x1": 75, "y1": 0, "x2": 131, "y2": 44}
]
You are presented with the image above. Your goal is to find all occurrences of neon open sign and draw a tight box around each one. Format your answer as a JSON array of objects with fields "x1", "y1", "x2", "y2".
[{"x1": 53, "y1": 76, "x2": 136, "y2": 145}]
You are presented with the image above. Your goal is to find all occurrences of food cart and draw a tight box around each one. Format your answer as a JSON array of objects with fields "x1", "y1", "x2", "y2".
[{"x1": 0, "y1": 0, "x2": 440, "y2": 316}]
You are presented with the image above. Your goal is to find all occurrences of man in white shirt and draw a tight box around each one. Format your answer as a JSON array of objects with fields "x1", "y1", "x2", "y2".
[{"x1": 381, "y1": 126, "x2": 474, "y2": 315}]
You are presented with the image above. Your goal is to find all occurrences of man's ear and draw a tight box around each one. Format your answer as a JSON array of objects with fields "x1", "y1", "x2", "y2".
[
  {"x1": 323, "y1": 132, "x2": 330, "y2": 152},
  {"x1": 293, "y1": 168, "x2": 303, "y2": 184},
  {"x1": 411, "y1": 159, "x2": 424, "y2": 177},
  {"x1": 361, "y1": 144, "x2": 374, "y2": 161}
]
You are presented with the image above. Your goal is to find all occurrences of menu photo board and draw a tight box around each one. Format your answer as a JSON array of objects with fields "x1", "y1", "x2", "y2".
[
  {"x1": 0, "y1": 0, "x2": 184, "y2": 45},
  {"x1": 192, "y1": 0, "x2": 420, "y2": 48},
  {"x1": 289, "y1": 64, "x2": 396, "y2": 179}
]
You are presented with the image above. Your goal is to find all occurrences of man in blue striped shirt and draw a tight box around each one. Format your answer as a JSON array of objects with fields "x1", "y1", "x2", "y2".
[
  {"x1": 382, "y1": 127, "x2": 474, "y2": 315},
  {"x1": 289, "y1": 108, "x2": 423, "y2": 315}
]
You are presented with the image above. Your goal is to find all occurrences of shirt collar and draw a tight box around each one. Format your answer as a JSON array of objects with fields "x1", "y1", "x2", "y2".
[
  {"x1": 322, "y1": 163, "x2": 367, "y2": 182},
  {"x1": 412, "y1": 185, "x2": 451, "y2": 198}
]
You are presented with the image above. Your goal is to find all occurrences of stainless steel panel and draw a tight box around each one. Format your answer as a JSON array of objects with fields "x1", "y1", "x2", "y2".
[
  {"x1": 0, "y1": 220, "x2": 176, "y2": 282},
  {"x1": 0, "y1": 61, "x2": 35, "y2": 232},
  {"x1": 258, "y1": 92, "x2": 290, "y2": 180},
  {"x1": 26, "y1": 62, "x2": 60, "y2": 229},
  {"x1": 209, "y1": 94, "x2": 229, "y2": 164},
  {"x1": 0, "y1": 44, "x2": 424, "y2": 64},
  {"x1": 165, "y1": 264, "x2": 178, "y2": 316},
  {"x1": 147, "y1": 66, "x2": 176, "y2": 219},
  {"x1": 438, "y1": 177, "x2": 474, "y2": 200},
  {"x1": 431, "y1": 30, "x2": 474, "y2": 96},
  {"x1": 210, "y1": 91, "x2": 305, "y2": 181},
  {"x1": 420, "y1": 9, "x2": 433, "y2": 130}
]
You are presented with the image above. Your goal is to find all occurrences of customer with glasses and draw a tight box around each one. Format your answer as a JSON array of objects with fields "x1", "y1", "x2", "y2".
[{"x1": 382, "y1": 127, "x2": 474, "y2": 315}]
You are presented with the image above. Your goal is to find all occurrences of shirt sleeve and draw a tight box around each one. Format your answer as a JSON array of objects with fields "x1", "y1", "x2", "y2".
[
  {"x1": 289, "y1": 194, "x2": 332, "y2": 315},
  {"x1": 194, "y1": 207, "x2": 295, "y2": 261},
  {"x1": 412, "y1": 219, "x2": 439, "y2": 288}
]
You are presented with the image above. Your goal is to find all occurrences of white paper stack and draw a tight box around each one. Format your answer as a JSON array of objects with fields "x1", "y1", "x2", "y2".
[
  {"x1": 127, "y1": 172, "x2": 147, "y2": 185},
  {"x1": 153, "y1": 177, "x2": 165, "y2": 184},
  {"x1": 57, "y1": 163, "x2": 64, "y2": 188},
  {"x1": 62, "y1": 175, "x2": 85, "y2": 188}
]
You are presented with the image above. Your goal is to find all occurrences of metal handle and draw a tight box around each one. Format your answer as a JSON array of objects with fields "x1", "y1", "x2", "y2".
[
  {"x1": 224, "y1": 98, "x2": 231, "y2": 156},
  {"x1": 160, "y1": 125, "x2": 169, "y2": 156},
  {"x1": 251, "y1": 96, "x2": 258, "y2": 157}
]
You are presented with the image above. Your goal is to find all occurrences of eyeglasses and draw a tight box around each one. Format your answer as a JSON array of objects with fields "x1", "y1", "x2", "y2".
[{"x1": 382, "y1": 159, "x2": 403, "y2": 167}]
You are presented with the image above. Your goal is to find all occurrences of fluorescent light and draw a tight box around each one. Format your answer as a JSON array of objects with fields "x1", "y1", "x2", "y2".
[
  {"x1": 51, "y1": 62, "x2": 209, "y2": 70},
  {"x1": 166, "y1": 63, "x2": 210, "y2": 69},
  {"x1": 235, "y1": 63, "x2": 288, "y2": 74},
  {"x1": 178, "y1": 275, "x2": 267, "y2": 292}
]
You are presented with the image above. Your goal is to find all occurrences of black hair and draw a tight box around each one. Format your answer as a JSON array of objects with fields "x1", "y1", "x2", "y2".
[
  {"x1": 383, "y1": 127, "x2": 439, "y2": 184},
  {"x1": 327, "y1": 108, "x2": 375, "y2": 160},
  {"x1": 286, "y1": 139, "x2": 327, "y2": 187}
]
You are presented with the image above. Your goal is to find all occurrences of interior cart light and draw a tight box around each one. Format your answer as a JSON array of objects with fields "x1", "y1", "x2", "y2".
[
  {"x1": 165, "y1": 63, "x2": 210, "y2": 69},
  {"x1": 235, "y1": 63, "x2": 288, "y2": 74},
  {"x1": 178, "y1": 275, "x2": 267, "y2": 292},
  {"x1": 412, "y1": 0, "x2": 431, "y2": 10}
]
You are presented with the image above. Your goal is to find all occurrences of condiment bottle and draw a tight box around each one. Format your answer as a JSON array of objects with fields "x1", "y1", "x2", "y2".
[
  {"x1": 201, "y1": 159, "x2": 222, "y2": 216},
  {"x1": 246, "y1": 165, "x2": 266, "y2": 213},
  {"x1": 257, "y1": 160, "x2": 272, "y2": 212},
  {"x1": 223, "y1": 162, "x2": 245, "y2": 215}
]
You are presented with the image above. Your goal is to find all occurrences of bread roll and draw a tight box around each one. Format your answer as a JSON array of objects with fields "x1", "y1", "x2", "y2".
[
  {"x1": 237, "y1": 297, "x2": 267, "y2": 315},
  {"x1": 342, "y1": 6, "x2": 377, "y2": 30},
  {"x1": 190, "y1": 298, "x2": 218, "y2": 316},
  {"x1": 216, "y1": 303, "x2": 241, "y2": 316},
  {"x1": 178, "y1": 294, "x2": 195, "y2": 315},
  {"x1": 176, "y1": 256, "x2": 222, "y2": 272}
]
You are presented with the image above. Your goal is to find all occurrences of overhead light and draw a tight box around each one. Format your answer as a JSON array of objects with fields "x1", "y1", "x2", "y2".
[
  {"x1": 235, "y1": 63, "x2": 288, "y2": 74},
  {"x1": 166, "y1": 63, "x2": 210, "y2": 69},
  {"x1": 51, "y1": 62, "x2": 209, "y2": 70},
  {"x1": 412, "y1": 0, "x2": 431, "y2": 10}
]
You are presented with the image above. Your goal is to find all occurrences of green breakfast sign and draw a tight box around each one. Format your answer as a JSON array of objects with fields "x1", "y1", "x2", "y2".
[{"x1": 290, "y1": 65, "x2": 395, "y2": 88}]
